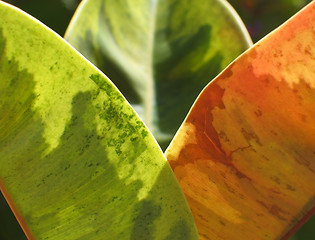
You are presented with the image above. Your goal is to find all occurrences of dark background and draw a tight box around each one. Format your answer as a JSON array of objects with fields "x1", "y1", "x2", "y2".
[{"x1": 0, "y1": 0, "x2": 314, "y2": 239}]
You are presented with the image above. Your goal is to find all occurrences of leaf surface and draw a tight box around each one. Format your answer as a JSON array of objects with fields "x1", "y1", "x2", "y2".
[
  {"x1": 166, "y1": 2, "x2": 315, "y2": 239},
  {"x1": 65, "y1": 0, "x2": 252, "y2": 149},
  {"x1": 0, "y1": 2, "x2": 198, "y2": 239}
]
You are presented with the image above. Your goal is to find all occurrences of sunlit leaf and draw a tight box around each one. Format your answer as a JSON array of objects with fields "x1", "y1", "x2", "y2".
[
  {"x1": 166, "y1": 2, "x2": 315, "y2": 239},
  {"x1": 65, "y1": 0, "x2": 252, "y2": 149},
  {"x1": 0, "y1": 2, "x2": 198, "y2": 239}
]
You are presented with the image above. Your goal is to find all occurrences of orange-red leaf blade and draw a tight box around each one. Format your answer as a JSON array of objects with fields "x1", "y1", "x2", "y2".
[{"x1": 166, "y1": 2, "x2": 315, "y2": 239}]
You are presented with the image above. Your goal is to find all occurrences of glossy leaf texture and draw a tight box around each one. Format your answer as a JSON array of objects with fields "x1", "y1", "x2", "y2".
[
  {"x1": 166, "y1": 2, "x2": 315, "y2": 240},
  {"x1": 0, "y1": 2, "x2": 198, "y2": 240},
  {"x1": 64, "y1": 0, "x2": 252, "y2": 150}
]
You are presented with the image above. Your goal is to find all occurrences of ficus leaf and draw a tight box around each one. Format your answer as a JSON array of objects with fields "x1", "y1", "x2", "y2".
[
  {"x1": 0, "y1": 2, "x2": 198, "y2": 239},
  {"x1": 166, "y1": 2, "x2": 315, "y2": 240},
  {"x1": 64, "y1": 0, "x2": 252, "y2": 150}
]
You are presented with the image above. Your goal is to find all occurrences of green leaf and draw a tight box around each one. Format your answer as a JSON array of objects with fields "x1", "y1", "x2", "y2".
[
  {"x1": 64, "y1": 0, "x2": 252, "y2": 149},
  {"x1": 0, "y1": 2, "x2": 198, "y2": 239}
]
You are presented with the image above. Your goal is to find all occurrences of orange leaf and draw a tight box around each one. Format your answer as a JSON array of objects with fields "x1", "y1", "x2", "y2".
[{"x1": 166, "y1": 2, "x2": 315, "y2": 239}]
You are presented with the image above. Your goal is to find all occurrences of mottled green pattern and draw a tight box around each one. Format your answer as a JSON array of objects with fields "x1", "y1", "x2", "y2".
[
  {"x1": 0, "y1": 2, "x2": 198, "y2": 239},
  {"x1": 65, "y1": 0, "x2": 252, "y2": 149}
]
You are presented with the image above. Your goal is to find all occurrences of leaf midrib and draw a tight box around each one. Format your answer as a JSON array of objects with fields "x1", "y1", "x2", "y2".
[{"x1": 145, "y1": 0, "x2": 158, "y2": 131}]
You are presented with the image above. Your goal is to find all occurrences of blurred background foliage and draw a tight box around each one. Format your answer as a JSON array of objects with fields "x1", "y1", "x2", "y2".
[
  {"x1": 0, "y1": 0, "x2": 314, "y2": 239},
  {"x1": 229, "y1": 0, "x2": 313, "y2": 42}
]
